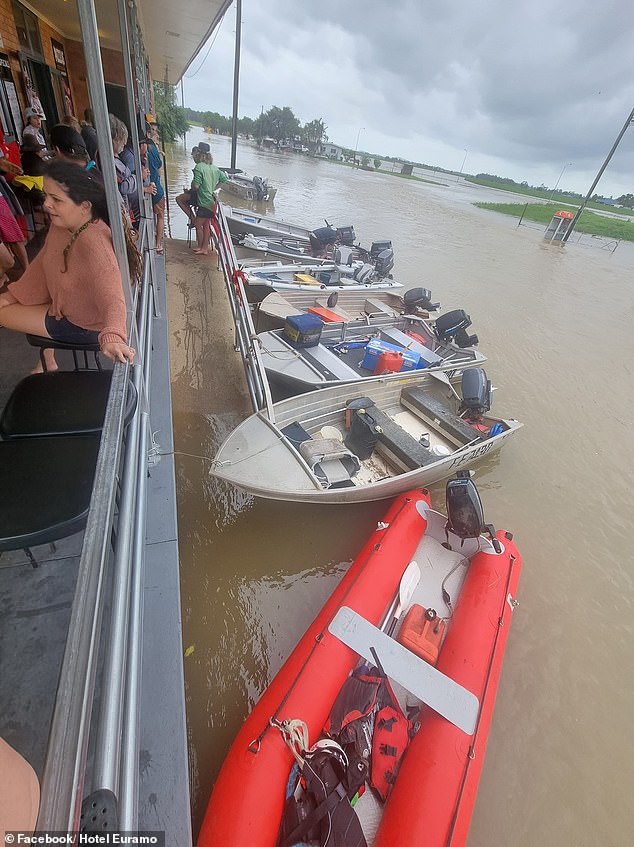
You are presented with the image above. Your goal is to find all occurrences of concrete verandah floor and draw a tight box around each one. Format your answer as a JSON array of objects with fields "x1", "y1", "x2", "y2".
[{"x1": 164, "y1": 237, "x2": 252, "y2": 458}]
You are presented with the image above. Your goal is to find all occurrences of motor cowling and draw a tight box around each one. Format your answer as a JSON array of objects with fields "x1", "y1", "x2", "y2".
[
  {"x1": 459, "y1": 367, "x2": 491, "y2": 420},
  {"x1": 446, "y1": 472, "x2": 485, "y2": 539},
  {"x1": 253, "y1": 175, "x2": 266, "y2": 200},
  {"x1": 336, "y1": 225, "x2": 356, "y2": 246},
  {"x1": 434, "y1": 309, "x2": 472, "y2": 341},
  {"x1": 370, "y1": 240, "x2": 393, "y2": 259},
  {"x1": 373, "y1": 248, "x2": 394, "y2": 277},
  {"x1": 403, "y1": 287, "x2": 440, "y2": 313}
]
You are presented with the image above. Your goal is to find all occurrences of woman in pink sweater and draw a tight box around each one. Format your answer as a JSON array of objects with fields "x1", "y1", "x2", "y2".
[{"x1": 0, "y1": 160, "x2": 138, "y2": 370}]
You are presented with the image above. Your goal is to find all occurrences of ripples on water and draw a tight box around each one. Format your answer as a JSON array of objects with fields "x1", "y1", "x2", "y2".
[{"x1": 166, "y1": 130, "x2": 633, "y2": 845}]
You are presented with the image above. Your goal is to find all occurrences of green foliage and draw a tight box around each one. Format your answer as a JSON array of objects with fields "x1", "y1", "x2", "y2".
[
  {"x1": 361, "y1": 154, "x2": 371, "y2": 167},
  {"x1": 475, "y1": 202, "x2": 634, "y2": 241},
  {"x1": 302, "y1": 118, "x2": 328, "y2": 152},
  {"x1": 260, "y1": 106, "x2": 301, "y2": 146},
  {"x1": 616, "y1": 193, "x2": 634, "y2": 208},
  {"x1": 373, "y1": 158, "x2": 381, "y2": 169},
  {"x1": 153, "y1": 81, "x2": 189, "y2": 141}
]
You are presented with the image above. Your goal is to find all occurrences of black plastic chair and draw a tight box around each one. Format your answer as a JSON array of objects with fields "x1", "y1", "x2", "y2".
[
  {"x1": 0, "y1": 370, "x2": 138, "y2": 440},
  {"x1": 0, "y1": 434, "x2": 102, "y2": 567},
  {"x1": 26, "y1": 334, "x2": 102, "y2": 371}
]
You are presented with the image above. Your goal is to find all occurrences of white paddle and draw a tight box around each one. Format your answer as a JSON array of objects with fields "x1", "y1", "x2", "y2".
[{"x1": 384, "y1": 560, "x2": 421, "y2": 636}]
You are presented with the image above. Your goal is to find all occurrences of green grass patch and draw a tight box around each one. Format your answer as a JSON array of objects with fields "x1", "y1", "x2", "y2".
[
  {"x1": 475, "y1": 202, "x2": 634, "y2": 242},
  {"x1": 466, "y1": 177, "x2": 634, "y2": 217}
]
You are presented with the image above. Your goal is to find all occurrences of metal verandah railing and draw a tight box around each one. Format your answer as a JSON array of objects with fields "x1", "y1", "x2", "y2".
[
  {"x1": 36, "y1": 222, "x2": 156, "y2": 833},
  {"x1": 212, "y1": 201, "x2": 275, "y2": 419},
  {"x1": 36, "y1": 0, "x2": 160, "y2": 830}
]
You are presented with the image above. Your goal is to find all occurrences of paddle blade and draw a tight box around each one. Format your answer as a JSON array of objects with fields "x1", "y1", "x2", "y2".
[{"x1": 387, "y1": 560, "x2": 421, "y2": 637}]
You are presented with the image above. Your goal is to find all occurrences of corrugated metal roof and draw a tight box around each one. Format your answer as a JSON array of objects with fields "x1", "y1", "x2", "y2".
[{"x1": 22, "y1": 0, "x2": 232, "y2": 82}]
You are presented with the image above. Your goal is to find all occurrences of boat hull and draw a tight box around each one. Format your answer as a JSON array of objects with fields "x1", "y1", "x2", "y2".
[
  {"x1": 197, "y1": 490, "x2": 431, "y2": 847},
  {"x1": 197, "y1": 492, "x2": 522, "y2": 847},
  {"x1": 212, "y1": 374, "x2": 523, "y2": 503},
  {"x1": 224, "y1": 204, "x2": 312, "y2": 242}
]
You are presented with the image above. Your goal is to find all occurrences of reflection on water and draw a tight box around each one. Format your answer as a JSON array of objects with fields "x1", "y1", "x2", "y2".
[{"x1": 166, "y1": 129, "x2": 633, "y2": 845}]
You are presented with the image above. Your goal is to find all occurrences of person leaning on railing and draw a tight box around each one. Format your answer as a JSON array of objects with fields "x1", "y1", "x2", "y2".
[{"x1": 0, "y1": 160, "x2": 140, "y2": 372}]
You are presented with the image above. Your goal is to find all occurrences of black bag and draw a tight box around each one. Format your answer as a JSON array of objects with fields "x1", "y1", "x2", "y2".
[{"x1": 278, "y1": 750, "x2": 367, "y2": 847}]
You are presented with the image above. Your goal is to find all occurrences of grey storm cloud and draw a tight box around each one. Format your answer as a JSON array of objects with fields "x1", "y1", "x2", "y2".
[{"x1": 183, "y1": 0, "x2": 634, "y2": 194}]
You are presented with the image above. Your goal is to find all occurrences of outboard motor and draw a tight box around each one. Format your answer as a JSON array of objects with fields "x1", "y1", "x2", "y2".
[
  {"x1": 309, "y1": 224, "x2": 338, "y2": 254},
  {"x1": 446, "y1": 471, "x2": 502, "y2": 552},
  {"x1": 446, "y1": 471, "x2": 485, "y2": 540},
  {"x1": 253, "y1": 175, "x2": 266, "y2": 201},
  {"x1": 459, "y1": 367, "x2": 491, "y2": 421},
  {"x1": 333, "y1": 245, "x2": 355, "y2": 266},
  {"x1": 370, "y1": 240, "x2": 393, "y2": 260},
  {"x1": 373, "y1": 248, "x2": 394, "y2": 277},
  {"x1": 434, "y1": 309, "x2": 478, "y2": 347},
  {"x1": 403, "y1": 287, "x2": 440, "y2": 313},
  {"x1": 336, "y1": 225, "x2": 356, "y2": 246}
]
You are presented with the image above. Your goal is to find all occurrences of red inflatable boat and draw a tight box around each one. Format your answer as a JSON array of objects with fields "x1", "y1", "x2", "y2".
[{"x1": 198, "y1": 478, "x2": 522, "y2": 847}]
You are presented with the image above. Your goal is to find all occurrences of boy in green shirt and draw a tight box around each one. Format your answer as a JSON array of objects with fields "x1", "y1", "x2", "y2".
[{"x1": 192, "y1": 142, "x2": 228, "y2": 255}]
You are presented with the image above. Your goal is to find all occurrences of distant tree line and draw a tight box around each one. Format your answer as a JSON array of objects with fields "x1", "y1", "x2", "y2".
[
  {"x1": 183, "y1": 105, "x2": 329, "y2": 152},
  {"x1": 153, "y1": 89, "x2": 634, "y2": 202}
]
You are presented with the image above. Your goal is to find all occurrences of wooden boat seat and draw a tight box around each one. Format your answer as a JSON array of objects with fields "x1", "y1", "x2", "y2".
[{"x1": 400, "y1": 385, "x2": 483, "y2": 445}]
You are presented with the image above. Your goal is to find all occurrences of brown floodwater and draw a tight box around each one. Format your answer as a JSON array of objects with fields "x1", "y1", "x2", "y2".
[{"x1": 164, "y1": 129, "x2": 633, "y2": 846}]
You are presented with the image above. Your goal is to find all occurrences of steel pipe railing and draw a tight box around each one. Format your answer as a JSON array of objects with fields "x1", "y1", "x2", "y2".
[
  {"x1": 37, "y1": 0, "x2": 158, "y2": 828},
  {"x1": 213, "y1": 201, "x2": 274, "y2": 418}
]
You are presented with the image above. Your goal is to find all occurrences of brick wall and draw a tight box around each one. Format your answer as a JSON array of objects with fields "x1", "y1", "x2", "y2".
[
  {"x1": 0, "y1": 0, "x2": 125, "y2": 123},
  {"x1": 64, "y1": 39, "x2": 125, "y2": 122}
]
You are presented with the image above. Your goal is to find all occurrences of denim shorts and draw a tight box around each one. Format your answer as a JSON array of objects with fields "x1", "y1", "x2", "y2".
[{"x1": 45, "y1": 314, "x2": 100, "y2": 345}]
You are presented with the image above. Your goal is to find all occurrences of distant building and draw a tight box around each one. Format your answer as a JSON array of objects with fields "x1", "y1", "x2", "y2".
[{"x1": 320, "y1": 143, "x2": 344, "y2": 161}]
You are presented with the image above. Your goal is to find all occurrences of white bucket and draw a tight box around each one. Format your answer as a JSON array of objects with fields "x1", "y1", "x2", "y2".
[
  {"x1": 432, "y1": 444, "x2": 451, "y2": 457},
  {"x1": 319, "y1": 425, "x2": 344, "y2": 442}
]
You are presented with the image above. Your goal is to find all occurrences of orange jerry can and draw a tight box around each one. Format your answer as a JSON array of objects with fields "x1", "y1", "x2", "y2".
[
  {"x1": 374, "y1": 350, "x2": 403, "y2": 375},
  {"x1": 397, "y1": 604, "x2": 445, "y2": 665}
]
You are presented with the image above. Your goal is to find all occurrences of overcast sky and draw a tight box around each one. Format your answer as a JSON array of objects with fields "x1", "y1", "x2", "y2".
[{"x1": 181, "y1": 0, "x2": 634, "y2": 197}]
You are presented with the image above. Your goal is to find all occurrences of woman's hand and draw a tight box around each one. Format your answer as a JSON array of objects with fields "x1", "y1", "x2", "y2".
[
  {"x1": 0, "y1": 159, "x2": 22, "y2": 176},
  {"x1": 101, "y1": 340, "x2": 136, "y2": 363}
]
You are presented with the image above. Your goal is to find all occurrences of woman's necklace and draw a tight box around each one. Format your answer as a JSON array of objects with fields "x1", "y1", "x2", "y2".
[{"x1": 62, "y1": 218, "x2": 94, "y2": 273}]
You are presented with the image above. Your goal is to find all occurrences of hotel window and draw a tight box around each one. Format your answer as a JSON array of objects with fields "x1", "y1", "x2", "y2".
[{"x1": 12, "y1": 2, "x2": 43, "y2": 57}]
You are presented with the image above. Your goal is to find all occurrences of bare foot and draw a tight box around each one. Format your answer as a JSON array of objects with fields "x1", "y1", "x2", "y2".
[
  {"x1": 31, "y1": 349, "x2": 58, "y2": 373},
  {"x1": 193, "y1": 248, "x2": 209, "y2": 255},
  {"x1": 31, "y1": 359, "x2": 59, "y2": 374}
]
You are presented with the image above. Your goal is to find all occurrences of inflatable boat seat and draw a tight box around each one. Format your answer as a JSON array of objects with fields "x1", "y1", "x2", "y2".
[{"x1": 400, "y1": 385, "x2": 483, "y2": 445}]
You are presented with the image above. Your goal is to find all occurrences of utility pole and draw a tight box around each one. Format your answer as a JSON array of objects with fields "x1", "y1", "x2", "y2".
[
  {"x1": 230, "y1": 0, "x2": 242, "y2": 171},
  {"x1": 563, "y1": 105, "x2": 634, "y2": 242}
]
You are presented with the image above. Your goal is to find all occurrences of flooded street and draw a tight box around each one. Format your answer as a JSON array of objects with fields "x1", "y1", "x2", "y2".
[{"x1": 164, "y1": 129, "x2": 633, "y2": 845}]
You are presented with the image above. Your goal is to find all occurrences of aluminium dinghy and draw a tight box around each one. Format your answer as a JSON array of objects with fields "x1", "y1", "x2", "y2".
[{"x1": 212, "y1": 368, "x2": 522, "y2": 504}]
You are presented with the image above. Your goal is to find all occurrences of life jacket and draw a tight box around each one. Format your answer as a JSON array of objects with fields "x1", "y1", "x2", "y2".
[
  {"x1": 325, "y1": 668, "x2": 414, "y2": 802},
  {"x1": 371, "y1": 705, "x2": 410, "y2": 801},
  {"x1": 277, "y1": 749, "x2": 367, "y2": 847}
]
